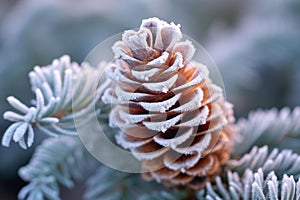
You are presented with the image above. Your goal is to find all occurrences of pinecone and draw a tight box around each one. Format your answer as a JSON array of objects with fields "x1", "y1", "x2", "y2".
[{"x1": 102, "y1": 17, "x2": 235, "y2": 190}]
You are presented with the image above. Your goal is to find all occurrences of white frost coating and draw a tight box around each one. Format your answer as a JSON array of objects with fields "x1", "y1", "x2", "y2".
[
  {"x1": 202, "y1": 85, "x2": 223, "y2": 105},
  {"x1": 146, "y1": 51, "x2": 169, "y2": 67},
  {"x1": 53, "y1": 70, "x2": 62, "y2": 98},
  {"x1": 24, "y1": 108, "x2": 36, "y2": 122},
  {"x1": 101, "y1": 89, "x2": 114, "y2": 104},
  {"x1": 27, "y1": 125, "x2": 34, "y2": 147},
  {"x1": 108, "y1": 109, "x2": 119, "y2": 128},
  {"x1": 4, "y1": 111, "x2": 25, "y2": 122},
  {"x1": 108, "y1": 108, "x2": 133, "y2": 129},
  {"x1": 195, "y1": 62, "x2": 209, "y2": 77},
  {"x1": 120, "y1": 53, "x2": 141, "y2": 64},
  {"x1": 115, "y1": 86, "x2": 150, "y2": 101},
  {"x1": 195, "y1": 119, "x2": 226, "y2": 135},
  {"x1": 112, "y1": 41, "x2": 131, "y2": 59},
  {"x1": 143, "y1": 114, "x2": 182, "y2": 133},
  {"x1": 173, "y1": 133, "x2": 212, "y2": 155},
  {"x1": 102, "y1": 88, "x2": 127, "y2": 104},
  {"x1": 131, "y1": 68, "x2": 160, "y2": 81},
  {"x1": 151, "y1": 170, "x2": 179, "y2": 180},
  {"x1": 172, "y1": 88, "x2": 203, "y2": 113},
  {"x1": 141, "y1": 17, "x2": 181, "y2": 34},
  {"x1": 163, "y1": 52, "x2": 184, "y2": 74},
  {"x1": 110, "y1": 108, "x2": 154, "y2": 129},
  {"x1": 119, "y1": 109, "x2": 153, "y2": 124},
  {"x1": 106, "y1": 65, "x2": 140, "y2": 86},
  {"x1": 142, "y1": 74, "x2": 178, "y2": 93},
  {"x1": 176, "y1": 106, "x2": 209, "y2": 127},
  {"x1": 105, "y1": 66, "x2": 122, "y2": 81},
  {"x1": 141, "y1": 17, "x2": 182, "y2": 51},
  {"x1": 206, "y1": 104, "x2": 223, "y2": 121},
  {"x1": 173, "y1": 70, "x2": 206, "y2": 92},
  {"x1": 122, "y1": 28, "x2": 152, "y2": 52},
  {"x1": 202, "y1": 93, "x2": 220, "y2": 106},
  {"x1": 2, "y1": 122, "x2": 22, "y2": 147},
  {"x1": 7, "y1": 97, "x2": 30, "y2": 114},
  {"x1": 111, "y1": 69, "x2": 138, "y2": 85},
  {"x1": 60, "y1": 55, "x2": 71, "y2": 65},
  {"x1": 173, "y1": 40, "x2": 196, "y2": 64},
  {"x1": 139, "y1": 93, "x2": 181, "y2": 113},
  {"x1": 33, "y1": 66, "x2": 47, "y2": 83},
  {"x1": 132, "y1": 146, "x2": 169, "y2": 160},
  {"x1": 209, "y1": 84, "x2": 222, "y2": 94},
  {"x1": 13, "y1": 123, "x2": 28, "y2": 142},
  {"x1": 115, "y1": 132, "x2": 152, "y2": 149},
  {"x1": 39, "y1": 117, "x2": 59, "y2": 124},
  {"x1": 164, "y1": 153, "x2": 201, "y2": 171},
  {"x1": 153, "y1": 128, "x2": 193, "y2": 147}
]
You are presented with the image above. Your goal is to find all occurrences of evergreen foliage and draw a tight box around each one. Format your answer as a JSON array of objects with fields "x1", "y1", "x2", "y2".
[
  {"x1": 6, "y1": 56, "x2": 299, "y2": 200},
  {"x1": 18, "y1": 136, "x2": 96, "y2": 200},
  {"x1": 1, "y1": 4, "x2": 300, "y2": 197},
  {"x1": 197, "y1": 169, "x2": 300, "y2": 200},
  {"x1": 2, "y1": 55, "x2": 104, "y2": 149},
  {"x1": 233, "y1": 107, "x2": 300, "y2": 155}
]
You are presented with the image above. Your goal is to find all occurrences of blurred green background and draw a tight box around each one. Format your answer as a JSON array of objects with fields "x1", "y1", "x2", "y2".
[{"x1": 0, "y1": 0, "x2": 299, "y2": 199}]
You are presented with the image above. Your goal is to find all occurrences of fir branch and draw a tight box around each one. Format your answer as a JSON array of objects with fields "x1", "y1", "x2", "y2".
[
  {"x1": 139, "y1": 190, "x2": 189, "y2": 200},
  {"x1": 84, "y1": 166, "x2": 170, "y2": 200},
  {"x1": 228, "y1": 146, "x2": 300, "y2": 180},
  {"x1": 18, "y1": 136, "x2": 96, "y2": 200},
  {"x1": 197, "y1": 169, "x2": 300, "y2": 200},
  {"x1": 84, "y1": 167, "x2": 128, "y2": 200},
  {"x1": 18, "y1": 176, "x2": 60, "y2": 200},
  {"x1": 2, "y1": 55, "x2": 107, "y2": 149},
  {"x1": 232, "y1": 107, "x2": 300, "y2": 156}
]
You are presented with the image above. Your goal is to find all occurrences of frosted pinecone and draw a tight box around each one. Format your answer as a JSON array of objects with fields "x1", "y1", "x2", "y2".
[{"x1": 102, "y1": 17, "x2": 235, "y2": 189}]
